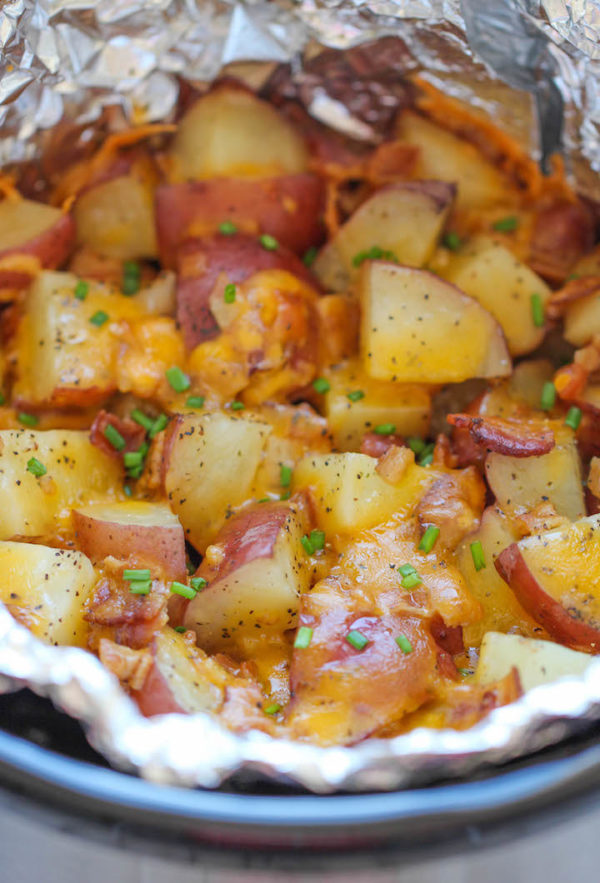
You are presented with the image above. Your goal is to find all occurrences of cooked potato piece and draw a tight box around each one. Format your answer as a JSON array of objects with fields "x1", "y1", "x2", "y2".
[
  {"x1": 442, "y1": 237, "x2": 551, "y2": 356},
  {"x1": 0, "y1": 541, "x2": 96, "y2": 646},
  {"x1": 184, "y1": 499, "x2": 310, "y2": 651},
  {"x1": 360, "y1": 262, "x2": 511, "y2": 384},
  {"x1": 313, "y1": 181, "x2": 455, "y2": 292},
  {"x1": 322, "y1": 360, "x2": 431, "y2": 451},
  {"x1": 396, "y1": 111, "x2": 509, "y2": 211},
  {"x1": 13, "y1": 270, "x2": 144, "y2": 408},
  {"x1": 72, "y1": 501, "x2": 186, "y2": 579},
  {"x1": 162, "y1": 411, "x2": 272, "y2": 552},
  {"x1": 0, "y1": 429, "x2": 122, "y2": 538},
  {"x1": 293, "y1": 452, "x2": 441, "y2": 535},
  {"x1": 477, "y1": 632, "x2": 593, "y2": 691},
  {"x1": 564, "y1": 293, "x2": 600, "y2": 347},
  {"x1": 171, "y1": 85, "x2": 308, "y2": 181},
  {"x1": 0, "y1": 199, "x2": 75, "y2": 288},
  {"x1": 485, "y1": 425, "x2": 584, "y2": 521}
]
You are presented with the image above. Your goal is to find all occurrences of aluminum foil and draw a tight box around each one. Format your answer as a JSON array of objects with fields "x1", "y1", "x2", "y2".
[{"x1": 0, "y1": 0, "x2": 600, "y2": 792}]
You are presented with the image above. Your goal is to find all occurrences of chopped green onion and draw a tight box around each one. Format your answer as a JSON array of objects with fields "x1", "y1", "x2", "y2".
[
  {"x1": 374, "y1": 423, "x2": 396, "y2": 435},
  {"x1": 264, "y1": 703, "x2": 281, "y2": 715},
  {"x1": 442, "y1": 232, "x2": 462, "y2": 251},
  {"x1": 190, "y1": 576, "x2": 207, "y2": 592},
  {"x1": 0, "y1": 392, "x2": 5, "y2": 406},
  {"x1": 419, "y1": 453, "x2": 434, "y2": 467},
  {"x1": 312, "y1": 377, "x2": 330, "y2": 394},
  {"x1": 185, "y1": 396, "x2": 205, "y2": 409},
  {"x1": 280, "y1": 490, "x2": 291, "y2": 501},
  {"x1": 165, "y1": 366, "x2": 191, "y2": 393},
  {"x1": 345, "y1": 629, "x2": 369, "y2": 651},
  {"x1": 74, "y1": 280, "x2": 89, "y2": 300},
  {"x1": 347, "y1": 389, "x2": 365, "y2": 402},
  {"x1": 186, "y1": 559, "x2": 196, "y2": 575},
  {"x1": 309, "y1": 529, "x2": 326, "y2": 551},
  {"x1": 419, "y1": 525, "x2": 440, "y2": 554},
  {"x1": 219, "y1": 220, "x2": 237, "y2": 235},
  {"x1": 130, "y1": 408, "x2": 154, "y2": 432},
  {"x1": 565, "y1": 406, "x2": 582, "y2": 431},
  {"x1": 89, "y1": 310, "x2": 109, "y2": 327},
  {"x1": 103, "y1": 423, "x2": 126, "y2": 451},
  {"x1": 257, "y1": 497, "x2": 271, "y2": 503},
  {"x1": 224, "y1": 283, "x2": 236, "y2": 304},
  {"x1": 230, "y1": 401, "x2": 245, "y2": 411},
  {"x1": 352, "y1": 246, "x2": 398, "y2": 268},
  {"x1": 170, "y1": 581, "x2": 196, "y2": 600},
  {"x1": 280, "y1": 464, "x2": 293, "y2": 488},
  {"x1": 395, "y1": 634, "x2": 413, "y2": 654},
  {"x1": 303, "y1": 246, "x2": 318, "y2": 267},
  {"x1": 401, "y1": 571, "x2": 422, "y2": 590},
  {"x1": 123, "y1": 569, "x2": 151, "y2": 581},
  {"x1": 418, "y1": 442, "x2": 435, "y2": 466},
  {"x1": 123, "y1": 451, "x2": 143, "y2": 468},
  {"x1": 26, "y1": 457, "x2": 46, "y2": 478},
  {"x1": 493, "y1": 215, "x2": 519, "y2": 232},
  {"x1": 123, "y1": 484, "x2": 132, "y2": 497},
  {"x1": 294, "y1": 626, "x2": 313, "y2": 649},
  {"x1": 470, "y1": 540, "x2": 486, "y2": 572},
  {"x1": 129, "y1": 580, "x2": 151, "y2": 595},
  {"x1": 122, "y1": 260, "x2": 141, "y2": 296},
  {"x1": 457, "y1": 667, "x2": 473, "y2": 676},
  {"x1": 301, "y1": 535, "x2": 314, "y2": 555},
  {"x1": 18, "y1": 412, "x2": 38, "y2": 427},
  {"x1": 398, "y1": 563, "x2": 417, "y2": 577},
  {"x1": 530, "y1": 293, "x2": 545, "y2": 327},
  {"x1": 407, "y1": 437, "x2": 426, "y2": 455},
  {"x1": 126, "y1": 464, "x2": 144, "y2": 480},
  {"x1": 149, "y1": 413, "x2": 168, "y2": 438},
  {"x1": 259, "y1": 233, "x2": 278, "y2": 251},
  {"x1": 174, "y1": 626, "x2": 187, "y2": 633},
  {"x1": 540, "y1": 382, "x2": 556, "y2": 412}
]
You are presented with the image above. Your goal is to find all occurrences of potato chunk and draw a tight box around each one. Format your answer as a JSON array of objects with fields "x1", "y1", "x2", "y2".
[{"x1": 477, "y1": 632, "x2": 594, "y2": 692}]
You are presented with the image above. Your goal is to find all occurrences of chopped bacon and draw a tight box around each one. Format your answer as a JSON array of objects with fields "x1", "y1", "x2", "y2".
[
  {"x1": 429, "y1": 669, "x2": 522, "y2": 731},
  {"x1": 512, "y1": 501, "x2": 569, "y2": 538},
  {"x1": 529, "y1": 201, "x2": 595, "y2": 284},
  {"x1": 90, "y1": 410, "x2": 146, "y2": 460},
  {"x1": 547, "y1": 275, "x2": 600, "y2": 319},
  {"x1": 375, "y1": 444, "x2": 414, "y2": 485},
  {"x1": 360, "y1": 431, "x2": 405, "y2": 458},
  {"x1": 430, "y1": 613, "x2": 464, "y2": 656},
  {"x1": 447, "y1": 413, "x2": 555, "y2": 458},
  {"x1": 432, "y1": 433, "x2": 459, "y2": 468},
  {"x1": 99, "y1": 638, "x2": 153, "y2": 691},
  {"x1": 416, "y1": 467, "x2": 486, "y2": 549}
]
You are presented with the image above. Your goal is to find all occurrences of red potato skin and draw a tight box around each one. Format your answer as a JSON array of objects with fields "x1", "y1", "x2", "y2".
[
  {"x1": 495, "y1": 543, "x2": 600, "y2": 652},
  {"x1": 155, "y1": 173, "x2": 325, "y2": 267},
  {"x1": 131, "y1": 651, "x2": 186, "y2": 716},
  {"x1": 447, "y1": 413, "x2": 555, "y2": 458},
  {"x1": 0, "y1": 212, "x2": 76, "y2": 288},
  {"x1": 176, "y1": 233, "x2": 321, "y2": 349}
]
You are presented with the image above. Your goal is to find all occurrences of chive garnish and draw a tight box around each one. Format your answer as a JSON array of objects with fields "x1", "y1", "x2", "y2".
[
  {"x1": 294, "y1": 626, "x2": 313, "y2": 649},
  {"x1": 165, "y1": 366, "x2": 191, "y2": 393},
  {"x1": 26, "y1": 457, "x2": 46, "y2": 477},
  {"x1": 565, "y1": 406, "x2": 582, "y2": 430},
  {"x1": 419, "y1": 525, "x2": 440, "y2": 554},
  {"x1": 470, "y1": 540, "x2": 486, "y2": 572},
  {"x1": 540, "y1": 382, "x2": 556, "y2": 411},
  {"x1": 396, "y1": 634, "x2": 413, "y2": 654},
  {"x1": 103, "y1": 424, "x2": 126, "y2": 451},
  {"x1": 345, "y1": 630, "x2": 369, "y2": 651},
  {"x1": 312, "y1": 377, "x2": 330, "y2": 394},
  {"x1": 89, "y1": 310, "x2": 109, "y2": 327}
]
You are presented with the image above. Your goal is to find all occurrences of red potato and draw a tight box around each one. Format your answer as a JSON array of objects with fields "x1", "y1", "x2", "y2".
[
  {"x1": 155, "y1": 174, "x2": 324, "y2": 267},
  {"x1": 72, "y1": 501, "x2": 186, "y2": 580},
  {"x1": 176, "y1": 233, "x2": 320, "y2": 349},
  {"x1": 183, "y1": 498, "x2": 311, "y2": 652},
  {"x1": 0, "y1": 199, "x2": 75, "y2": 288},
  {"x1": 495, "y1": 514, "x2": 600, "y2": 651}
]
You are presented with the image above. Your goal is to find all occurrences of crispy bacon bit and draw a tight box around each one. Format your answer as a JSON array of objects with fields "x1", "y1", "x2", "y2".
[
  {"x1": 99, "y1": 638, "x2": 153, "y2": 691},
  {"x1": 447, "y1": 413, "x2": 555, "y2": 458},
  {"x1": 360, "y1": 431, "x2": 405, "y2": 458},
  {"x1": 588, "y1": 457, "x2": 600, "y2": 502},
  {"x1": 90, "y1": 410, "x2": 146, "y2": 460},
  {"x1": 375, "y1": 444, "x2": 414, "y2": 485},
  {"x1": 431, "y1": 669, "x2": 522, "y2": 731},
  {"x1": 430, "y1": 613, "x2": 464, "y2": 656},
  {"x1": 547, "y1": 275, "x2": 600, "y2": 319},
  {"x1": 416, "y1": 467, "x2": 486, "y2": 549},
  {"x1": 432, "y1": 433, "x2": 459, "y2": 469},
  {"x1": 512, "y1": 501, "x2": 569, "y2": 538},
  {"x1": 529, "y1": 201, "x2": 595, "y2": 284}
]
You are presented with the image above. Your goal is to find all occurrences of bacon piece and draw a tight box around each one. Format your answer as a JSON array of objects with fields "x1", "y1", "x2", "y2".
[
  {"x1": 429, "y1": 613, "x2": 464, "y2": 656},
  {"x1": 360, "y1": 431, "x2": 405, "y2": 458},
  {"x1": 529, "y1": 201, "x2": 595, "y2": 284},
  {"x1": 99, "y1": 638, "x2": 153, "y2": 691},
  {"x1": 426, "y1": 669, "x2": 522, "y2": 731},
  {"x1": 416, "y1": 467, "x2": 486, "y2": 550},
  {"x1": 547, "y1": 275, "x2": 600, "y2": 319},
  {"x1": 90, "y1": 410, "x2": 146, "y2": 460},
  {"x1": 447, "y1": 413, "x2": 555, "y2": 458},
  {"x1": 512, "y1": 501, "x2": 569, "y2": 538},
  {"x1": 375, "y1": 444, "x2": 414, "y2": 485}
]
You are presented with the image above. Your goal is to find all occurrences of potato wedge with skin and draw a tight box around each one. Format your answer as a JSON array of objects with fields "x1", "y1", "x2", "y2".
[
  {"x1": 495, "y1": 516, "x2": 600, "y2": 651},
  {"x1": 313, "y1": 181, "x2": 455, "y2": 292},
  {"x1": 293, "y1": 452, "x2": 441, "y2": 536},
  {"x1": 360, "y1": 262, "x2": 511, "y2": 384},
  {"x1": 0, "y1": 199, "x2": 75, "y2": 288},
  {"x1": 72, "y1": 501, "x2": 186, "y2": 580},
  {"x1": 183, "y1": 499, "x2": 311, "y2": 652},
  {"x1": 162, "y1": 411, "x2": 272, "y2": 552},
  {"x1": 322, "y1": 360, "x2": 431, "y2": 451},
  {"x1": 441, "y1": 237, "x2": 551, "y2": 356},
  {"x1": 0, "y1": 541, "x2": 96, "y2": 646},
  {"x1": 171, "y1": 85, "x2": 308, "y2": 181},
  {"x1": 477, "y1": 632, "x2": 594, "y2": 691},
  {"x1": 0, "y1": 429, "x2": 122, "y2": 539},
  {"x1": 155, "y1": 174, "x2": 324, "y2": 267}
]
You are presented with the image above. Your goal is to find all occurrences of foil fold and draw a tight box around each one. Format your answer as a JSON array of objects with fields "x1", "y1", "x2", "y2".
[{"x1": 0, "y1": 0, "x2": 599, "y2": 790}]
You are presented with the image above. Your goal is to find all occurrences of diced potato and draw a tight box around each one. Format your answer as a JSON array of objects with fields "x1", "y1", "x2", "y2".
[
  {"x1": 162, "y1": 411, "x2": 272, "y2": 552},
  {"x1": 170, "y1": 85, "x2": 308, "y2": 181},
  {"x1": 442, "y1": 237, "x2": 551, "y2": 356},
  {"x1": 322, "y1": 360, "x2": 431, "y2": 451},
  {"x1": 396, "y1": 111, "x2": 508, "y2": 211},
  {"x1": 293, "y1": 452, "x2": 440, "y2": 535},
  {"x1": 0, "y1": 198, "x2": 75, "y2": 288},
  {"x1": 564, "y1": 292, "x2": 600, "y2": 346},
  {"x1": 0, "y1": 429, "x2": 122, "y2": 539},
  {"x1": 477, "y1": 632, "x2": 594, "y2": 691},
  {"x1": 485, "y1": 425, "x2": 584, "y2": 521},
  {"x1": 360, "y1": 262, "x2": 511, "y2": 384},
  {"x1": 0, "y1": 541, "x2": 96, "y2": 646},
  {"x1": 13, "y1": 270, "x2": 144, "y2": 408},
  {"x1": 507, "y1": 359, "x2": 554, "y2": 409},
  {"x1": 313, "y1": 181, "x2": 454, "y2": 292}
]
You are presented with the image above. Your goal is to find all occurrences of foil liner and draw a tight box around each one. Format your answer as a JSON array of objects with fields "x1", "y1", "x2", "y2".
[{"x1": 0, "y1": 0, "x2": 599, "y2": 791}]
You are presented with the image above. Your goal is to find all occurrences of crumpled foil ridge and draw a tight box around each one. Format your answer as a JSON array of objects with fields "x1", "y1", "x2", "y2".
[{"x1": 0, "y1": 0, "x2": 599, "y2": 791}]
